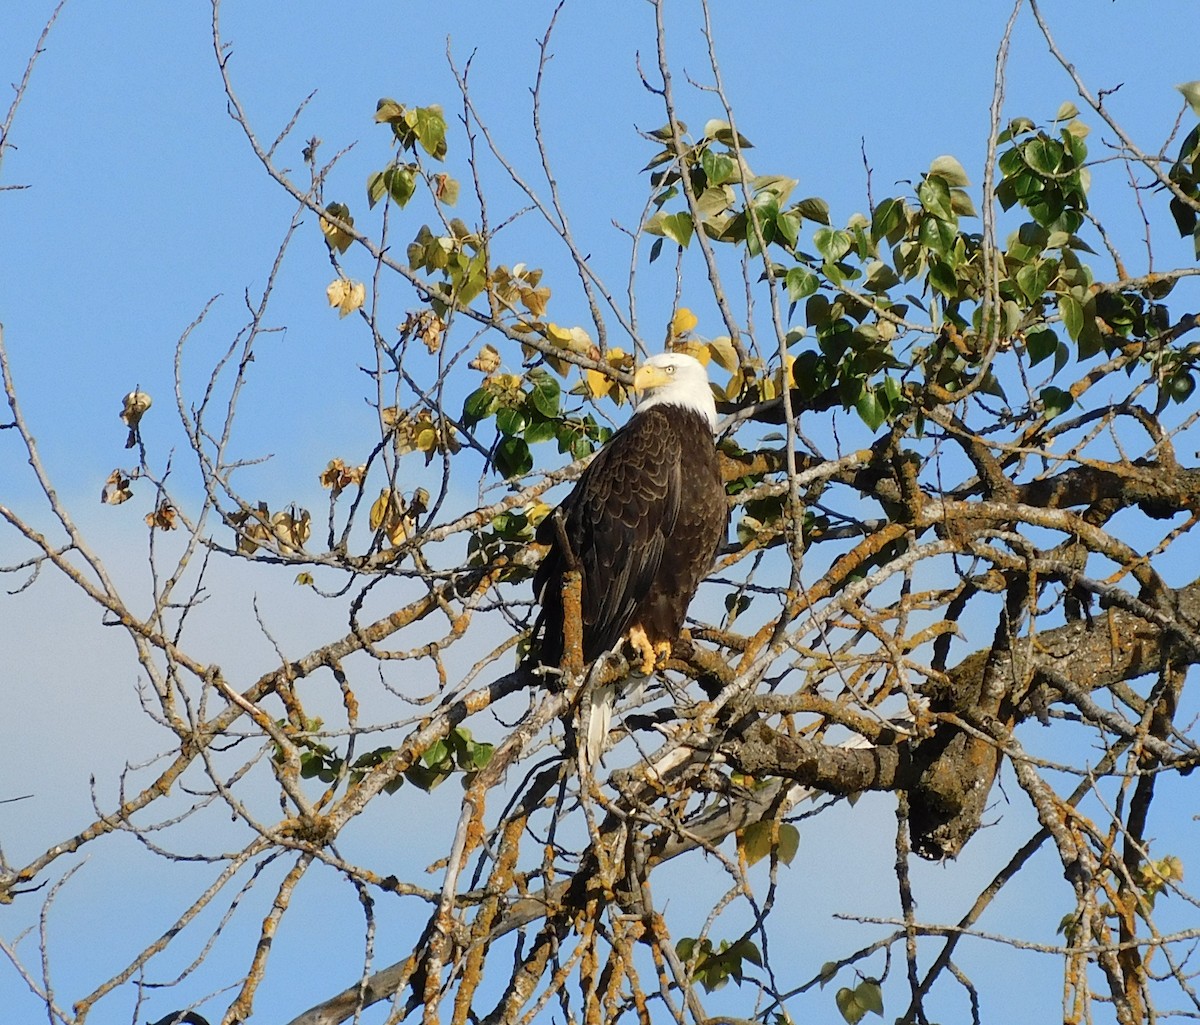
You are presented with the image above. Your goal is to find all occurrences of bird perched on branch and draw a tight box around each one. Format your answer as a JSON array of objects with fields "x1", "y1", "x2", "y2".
[{"x1": 531, "y1": 351, "x2": 727, "y2": 766}]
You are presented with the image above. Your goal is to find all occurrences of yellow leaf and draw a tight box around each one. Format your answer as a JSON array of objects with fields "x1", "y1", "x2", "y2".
[
  {"x1": 706, "y1": 335, "x2": 739, "y2": 372},
  {"x1": 319, "y1": 458, "x2": 346, "y2": 489},
  {"x1": 564, "y1": 326, "x2": 594, "y2": 354},
  {"x1": 374, "y1": 99, "x2": 403, "y2": 123},
  {"x1": 527, "y1": 501, "x2": 552, "y2": 526},
  {"x1": 469, "y1": 344, "x2": 501, "y2": 375},
  {"x1": 231, "y1": 505, "x2": 271, "y2": 555},
  {"x1": 295, "y1": 572, "x2": 314, "y2": 586},
  {"x1": 368, "y1": 488, "x2": 414, "y2": 546},
  {"x1": 774, "y1": 354, "x2": 796, "y2": 392},
  {"x1": 673, "y1": 339, "x2": 710, "y2": 365},
  {"x1": 370, "y1": 489, "x2": 393, "y2": 532},
  {"x1": 319, "y1": 203, "x2": 354, "y2": 253},
  {"x1": 545, "y1": 323, "x2": 594, "y2": 356},
  {"x1": 740, "y1": 820, "x2": 774, "y2": 867},
  {"x1": 119, "y1": 390, "x2": 153, "y2": 428},
  {"x1": 272, "y1": 507, "x2": 311, "y2": 550},
  {"x1": 319, "y1": 458, "x2": 366, "y2": 492},
  {"x1": 386, "y1": 513, "x2": 410, "y2": 547},
  {"x1": 400, "y1": 309, "x2": 445, "y2": 353},
  {"x1": 145, "y1": 501, "x2": 177, "y2": 531},
  {"x1": 522, "y1": 285, "x2": 550, "y2": 318},
  {"x1": 606, "y1": 346, "x2": 631, "y2": 368},
  {"x1": 585, "y1": 368, "x2": 611, "y2": 399},
  {"x1": 415, "y1": 426, "x2": 438, "y2": 452},
  {"x1": 101, "y1": 469, "x2": 133, "y2": 505},
  {"x1": 671, "y1": 307, "x2": 698, "y2": 338},
  {"x1": 545, "y1": 322, "x2": 573, "y2": 345},
  {"x1": 494, "y1": 373, "x2": 522, "y2": 394},
  {"x1": 326, "y1": 278, "x2": 365, "y2": 318}
]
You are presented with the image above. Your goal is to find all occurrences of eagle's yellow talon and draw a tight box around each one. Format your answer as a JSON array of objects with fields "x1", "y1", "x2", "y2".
[{"x1": 628, "y1": 624, "x2": 657, "y2": 676}]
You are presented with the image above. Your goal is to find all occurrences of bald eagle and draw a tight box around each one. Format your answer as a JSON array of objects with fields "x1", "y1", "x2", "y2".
[{"x1": 531, "y1": 351, "x2": 727, "y2": 761}]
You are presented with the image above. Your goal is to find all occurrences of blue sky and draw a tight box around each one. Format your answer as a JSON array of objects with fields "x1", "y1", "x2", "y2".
[{"x1": 3, "y1": 2, "x2": 1200, "y2": 1023}]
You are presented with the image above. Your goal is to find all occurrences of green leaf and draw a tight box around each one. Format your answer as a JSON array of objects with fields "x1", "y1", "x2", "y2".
[
  {"x1": 1058, "y1": 293, "x2": 1084, "y2": 340},
  {"x1": 742, "y1": 821, "x2": 775, "y2": 866},
  {"x1": 796, "y1": 196, "x2": 832, "y2": 225},
  {"x1": 836, "y1": 986, "x2": 868, "y2": 1025},
  {"x1": 863, "y1": 261, "x2": 899, "y2": 292},
  {"x1": 1005, "y1": 115, "x2": 1036, "y2": 140},
  {"x1": 928, "y1": 259, "x2": 958, "y2": 297},
  {"x1": 1177, "y1": 81, "x2": 1200, "y2": 116},
  {"x1": 1016, "y1": 259, "x2": 1057, "y2": 303},
  {"x1": 1054, "y1": 101, "x2": 1080, "y2": 122},
  {"x1": 857, "y1": 980, "x2": 884, "y2": 1016},
  {"x1": 523, "y1": 417, "x2": 557, "y2": 445},
  {"x1": 733, "y1": 938, "x2": 763, "y2": 968},
  {"x1": 785, "y1": 266, "x2": 819, "y2": 301},
  {"x1": 367, "y1": 171, "x2": 387, "y2": 208},
  {"x1": 917, "y1": 175, "x2": 953, "y2": 221},
  {"x1": 646, "y1": 121, "x2": 685, "y2": 141},
  {"x1": 463, "y1": 386, "x2": 497, "y2": 425},
  {"x1": 661, "y1": 211, "x2": 695, "y2": 248},
  {"x1": 806, "y1": 293, "x2": 833, "y2": 328},
  {"x1": 870, "y1": 197, "x2": 905, "y2": 244},
  {"x1": 753, "y1": 174, "x2": 797, "y2": 205},
  {"x1": 949, "y1": 187, "x2": 977, "y2": 218},
  {"x1": 1168, "y1": 371, "x2": 1196, "y2": 404},
  {"x1": 775, "y1": 208, "x2": 801, "y2": 248},
  {"x1": 527, "y1": 370, "x2": 561, "y2": 418},
  {"x1": 410, "y1": 105, "x2": 447, "y2": 159},
  {"x1": 1023, "y1": 136, "x2": 1063, "y2": 176},
  {"x1": 701, "y1": 148, "x2": 737, "y2": 186},
  {"x1": 367, "y1": 165, "x2": 417, "y2": 209},
  {"x1": 495, "y1": 437, "x2": 533, "y2": 478},
  {"x1": 812, "y1": 227, "x2": 852, "y2": 262},
  {"x1": 917, "y1": 213, "x2": 956, "y2": 257},
  {"x1": 696, "y1": 185, "x2": 734, "y2": 219},
  {"x1": 776, "y1": 823, "x2": 800, "y2": 865},
  {"x1": 724, "y1": 592, "x2": 752, "y2": 624},
  {"x1": 1040, "y1": 385, "x2": 1074, "y2": 419},
  {"x1": 929, "y1": 154, "x2": 970, "y2": 187},
  {"x1": 569, "y1": 431, "x2": 595, "y2": 459},
  {"x1": 495, "y1": 406, "x2": 527, "y2": 437},
  {"x1": 1025, "y1": 327, "x2": 1059, "y2": 367},
  {"x1": 405, "y1": 763, "x2": 450, "y2": 792},
  {"x1": 855, "y1": 388, "x2": 886, "y2": 431},
  {"x1": 703, "y1": 118, "x2": 753, "y2": 148}
]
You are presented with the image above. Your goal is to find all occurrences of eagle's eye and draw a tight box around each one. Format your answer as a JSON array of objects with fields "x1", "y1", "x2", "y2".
[{"x1": 666, "y1": 365, "x2": 675, "y2": 374}]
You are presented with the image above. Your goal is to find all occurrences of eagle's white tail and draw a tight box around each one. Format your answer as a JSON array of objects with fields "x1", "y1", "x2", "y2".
[{"x1": 582, "y1": 682, "x2": 615, "y2": 772}]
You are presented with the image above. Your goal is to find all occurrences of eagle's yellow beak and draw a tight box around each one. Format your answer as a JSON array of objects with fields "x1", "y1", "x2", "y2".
[{"x1": 633, "y1": 363, "x2": 672, "y2": 393}]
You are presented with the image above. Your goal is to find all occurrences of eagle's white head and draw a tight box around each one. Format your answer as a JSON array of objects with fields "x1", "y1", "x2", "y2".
[{"x1": 632, "y1": 351, "x2": 718, "y2": 429}]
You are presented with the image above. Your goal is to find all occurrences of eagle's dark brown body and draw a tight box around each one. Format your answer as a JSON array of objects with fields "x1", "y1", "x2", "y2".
[{"x1": 532, "y1": 402, "x2": 726, "y2": 671}]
